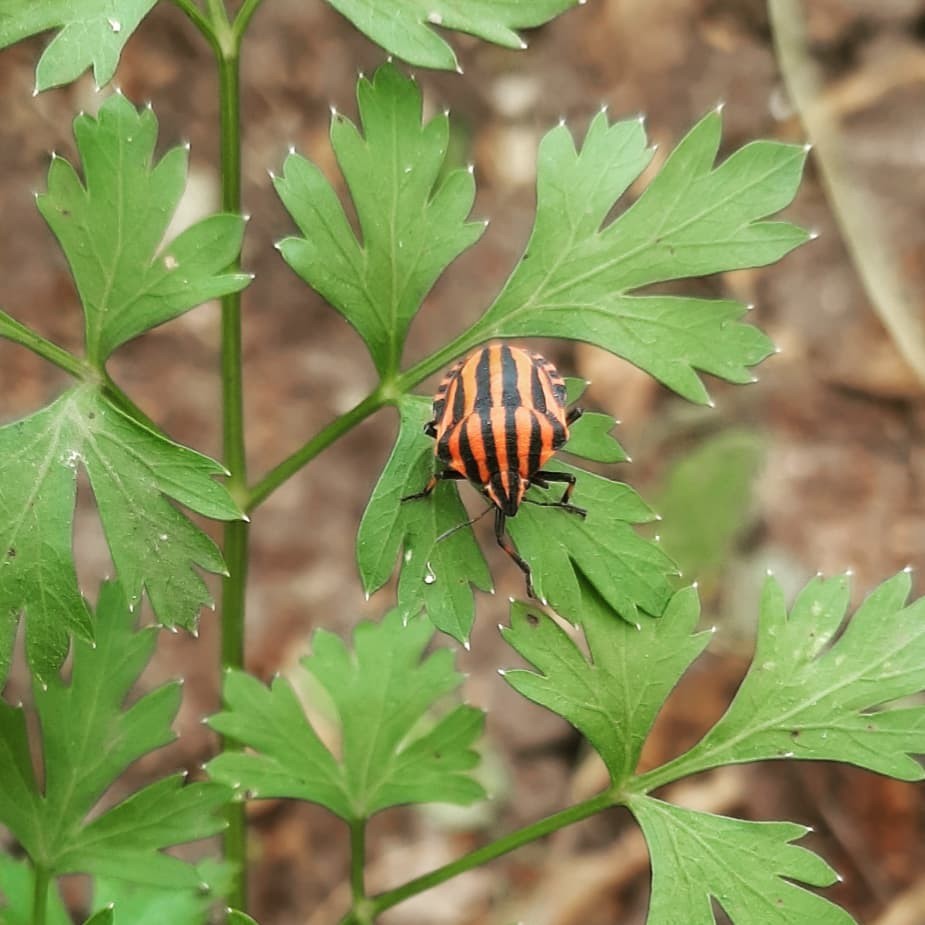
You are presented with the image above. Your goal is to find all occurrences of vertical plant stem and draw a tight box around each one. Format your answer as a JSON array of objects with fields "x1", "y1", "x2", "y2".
[
  {"x1": 349, "y1": 819, "x2": 367, "y2": 902},
  {"x1": 215, "y1": 26, "x2": 250, "y2": 913},
  {"x1": 32, "y1": 864, "x2": 49, "y2": 925}
]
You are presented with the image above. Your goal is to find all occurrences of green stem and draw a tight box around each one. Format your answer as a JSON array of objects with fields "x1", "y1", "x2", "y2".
[
  {"x1": 32, "y1": 864, "x2": 49, "y2": 925},
  {"x1": 0, "y1": 309, "x2": 89, "y2": 381},
  {"x1": 349, "y1": 819, "x2": 367, "y2": 902},
  {"x1": 233, "y1": 0, "x2": 267, "y2": 40},
  {"x1": 245, "y1": 389, "x2": 389, "y2": 511},
  {"x1": 166, "y1": 0, "x2": 223, "y2": 54},
  {"x1": 213, "y1": 15, "x2": 249, "y2": 912},
  {"x1": 369, "y1": 792, "x2": 615, "y2": 916}
]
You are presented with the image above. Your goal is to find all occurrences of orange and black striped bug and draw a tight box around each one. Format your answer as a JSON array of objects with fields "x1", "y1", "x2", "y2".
[{"x1": 402, "y1": 342, "x2": 586, "y2": 599}]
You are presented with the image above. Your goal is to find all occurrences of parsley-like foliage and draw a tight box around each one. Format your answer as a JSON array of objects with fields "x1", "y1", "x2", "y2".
[
  {"x1": 0, "y1": 582, "x2": 230, "y2": 889},
  {"x1": 207, "y1": 609, "x2": 485, "y2": 820},
  {"x1": 0, "y1": 1, "x2": 157, "y2": 92}
]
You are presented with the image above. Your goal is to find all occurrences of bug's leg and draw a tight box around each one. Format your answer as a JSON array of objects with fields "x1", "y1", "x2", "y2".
[
  {"x1": 423, "y1": 420, "x2": 437, "y2": 438},
  {"x1": 566, "y1": 406, "x2": 583, "y2": 426},
  {"x1": 494, "y1": 509, "x2": 535, "y2": 598},
  {"x1": 401, "y1": 469, "x2": 465, "y2": 502},
  {"x1": 531, "y1": 470, "x2": 586, "y2": 517}
]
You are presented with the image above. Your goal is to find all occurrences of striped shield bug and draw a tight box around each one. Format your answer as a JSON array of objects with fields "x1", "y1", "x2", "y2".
[{"x1": 402, "y1": 342, "x2": 585, "y2": 599}]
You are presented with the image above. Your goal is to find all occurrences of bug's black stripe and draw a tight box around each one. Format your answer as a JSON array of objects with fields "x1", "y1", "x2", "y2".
[
  {"x1": 546, "y1": 410, "x2": 568, "y2": 451},
  {"x1": 504, "y1": 405, "x2": 520, "y2": 477},
  {"x1": 473, "y1": 347, "x2": 493, "y2": 412},
  {"x1": 451, "y1": 369, "x2": 466, "y2": 423},
  {"x1": 500, "y1": 344, "x2": 519, "y2": 409},
  {"x1": 480, "y1": 409, "x2": 500, "y2": 477},
  {"x1": 527, "y1": 408, "x2": 543, "y2": 475},
  {"x1": 529, "y1": 362, "x2": 548, "y2": 413},
  {"x1": 457, "y1": 419, "x2": 483, "y2": 484}
]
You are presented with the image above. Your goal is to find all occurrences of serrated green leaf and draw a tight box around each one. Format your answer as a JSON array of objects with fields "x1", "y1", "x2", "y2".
[
  {"x1": 207, "y1": 610, "x2": 485, "y2": 820},
  {"x1": 0, "y1": 582, "x2": 230, "y2": 885},
  {"x1": 507, "y1": 460, "x2": 676, "y2": 623},
  {"x1": 357, "y1": 396, "x2": 491, "y2": 643},
  {"x1": 630, "y1": 796, "x2": 855, "y2": 925},
  {"x1": 277, "y1": 64, "x2": 483, "y2": 377},
  {"x1": 502, "y1": 586, "x2": 710, "y2": 783},
  {"x1": 227, "y1": 913, "x2": 259, "y2": 925},
  {"x1": 91, "y1": 859, "x2": 232, "y2": 925},
  {"x1": 0, "y1": 385, "x2": 241, "y2": 685},
  {"x1": 0, "y1": 857, "x2": 70, "y2": 925},
  {"x1": 324, "y1": 0, "x2": 576, "y2": 70},
  {"x1": 0, "y1": 1, "x2": 157, "y2": 92},
  {"x1": 36, "y1": 93, "x2": 249, "y2": 366},
  {"x1": 466, "y1": 110, "x2": 807, "y2": 403},
  {"x1": 657, "y1": 571, "x2": 925, "y2": 781},
  {"x1": 563, "y1": 410, "x2": 628, "y2": 463}
]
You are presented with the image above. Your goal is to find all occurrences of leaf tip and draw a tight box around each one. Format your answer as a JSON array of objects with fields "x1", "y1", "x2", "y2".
[
  {"x1": 808, "y1": 228, "x2": 821, "y2": 241},
  {"x1": 497, "y1": 668, "x2": 507, "y2": 677}
]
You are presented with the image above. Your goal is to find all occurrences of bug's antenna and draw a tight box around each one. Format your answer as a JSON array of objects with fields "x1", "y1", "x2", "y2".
[{"x1": 436, "y1": 504, "x2": 494, "y2": 543}]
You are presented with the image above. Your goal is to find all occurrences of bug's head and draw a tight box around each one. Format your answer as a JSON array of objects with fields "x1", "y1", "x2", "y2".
[{"x1": 485, "y1": 471, "x2": 526, "y2": 517}]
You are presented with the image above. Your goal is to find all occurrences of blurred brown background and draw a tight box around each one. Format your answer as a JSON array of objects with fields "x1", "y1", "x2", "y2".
[{"x1": 2, "y1": 0, "x2": 925, "y2": 923}]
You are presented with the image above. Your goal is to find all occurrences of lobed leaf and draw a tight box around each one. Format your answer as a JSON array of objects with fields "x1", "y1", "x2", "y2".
[
  {"x1": 0, "y1": 1, "x2": 157, "y2": 92},
  {"x1": 323, "y1": 0, "x2": 577, "y2": 70},
  {"x1": 659, "y1": 571, "x2": 925, "y2": 780},
  {"x1": 630, "y1": 797, "x2": 854, "y2": 925},
  {"x1": 91, "y1": 859, "x2": 233, "y2": 925},
  {"x1": 37, "y1": 93, "x2": 250, "y2": 366},
  {"x1": 501, "y1": 587, "x2": 710, "y2": 783},
  {"x1": 276, "y1": 64, "x2": 483, "y2": 377},
  {"x1": 357, "y1": 396, "x2": 492, "y2": 643},
  {"x1": 507, "y1": 460, "x2": 676, "y2": 623},
  {"x1": 467, "y1": 110, "x2": 808, "y2": 403},
  {"x1": 207, "y1": 610, "x2": 485, "y2": 820},
  {"x1": 0, "y1": 385, "x2": 241, "y2": 685},
  {"x1": 0, "y1": 582, "x2": 230, "y2": 886}
]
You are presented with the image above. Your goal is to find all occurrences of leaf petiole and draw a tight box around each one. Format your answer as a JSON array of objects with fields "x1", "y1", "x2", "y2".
[
  {"x1": 32, "y1": 863, "x2": 50, "y2": 925},
  {"x1": 166, "y1": 0, "x2": 224, "y2": 56},
  {"x1": 368, "y1": 791, "x2": 615, "y2": 915},
  {"x1": 0, "y1": 309, "x2": 91, "y2": 382}
]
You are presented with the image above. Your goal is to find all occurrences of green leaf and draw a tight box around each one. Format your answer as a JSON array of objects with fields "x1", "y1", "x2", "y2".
[
  {"x1": 92, "y1": 859, "x2": 233, "y2": 925},
  {"x1": 0, "y1": 385, "x2": 241, "y2": 686},
  {"x1": 84, "y1": 910, "x2": 114, "y2": 925},
  {"x1": 507, "y1": 460, "x2": 676, "y2": 622},
  {"x1": 563, "y1": 411, "x2": 628, "y2": 464},
  {"x1": 466, "y1": 110, "x2": 808, "y2": 403},
  {"x1": 357, "y1": 396, "x2": 492, "y2": 643},
  {"x1": 502, "y1": 586, "x2": 710, "y2": 783},
  {"x1": 207, "y1": 610, "x2": 485, "y2": 820},
  {"x1": 324, "y1": 0, "x2": 576, "y2": 70},
  {"x1": 659, "y1": 571, "x2": 925, "y2": 781},
  {"x1": 276, "y1": 63, "x2": 484, "y2": 377},
  {"x1": 654, "y1": 429, "x2": 764, "y2": 589},
  {"x1": 0, "y1": 1, "x2": 157, "y2": 92},
  {"x1": 227, "y1": 913, "x2": 260, "y2": 925},
  {"x1": 0, "y1": 582, "x2": 230, "y2": 885},
  {"x1": 37, "y1": 93, "x2": 250, "y2": 366},
  {"x1": 629, "y1": 797, "x2": 854, "y2": 925},
  {"x1": 0, "y1": 857, "x2": 70, "y2": 925}
]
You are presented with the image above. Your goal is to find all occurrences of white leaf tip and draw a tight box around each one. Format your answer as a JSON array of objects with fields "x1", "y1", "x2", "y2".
[
  {"x1": 463, "y1": 639, "x2": 471, "y2": 651},
  {"x1": 267, "y1": 168, "x2": 277, "y2": 180},
  {"x1": 766, "y1": 568, "x2": 775, "y2": 576},
  {"x1": 808, "y1": 228, "x2": 821, "y2": 240},
  {"x1": 182, "y1": 140, "x2": 191, "y2": 151},
  {"x1": 497, "y1": 668, "x2": 507, "y2": 676},
  {"x1": 903, "y1": 564, "x2": 914, "y2": 573},
  {"x1": 508, "y1": 596, "x2": 516, "y2": 603},
  {"x1": 455, "y1": 64, "x2": 464, "y2": 75},
  {"x1": 714, "y1": 100, "x2": 726, "y2": 113},
  {"x1": 803, "y1": 142, "x2": 814, "y2": 153},
  {"x1": 288, "y1": 144, "x2": 296, "y2": 155},
  {"x1": 707, "y1": 399, "x2": 716, "y2": 408}
]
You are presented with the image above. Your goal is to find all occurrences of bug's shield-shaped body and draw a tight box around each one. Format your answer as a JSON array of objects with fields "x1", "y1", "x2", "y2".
[
  {"x1": 430, "y1": 344, "x2": 570, "y2": 515},
  {"x1": 403, "y1": 343, "x2": 585, "y2": 599}
]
